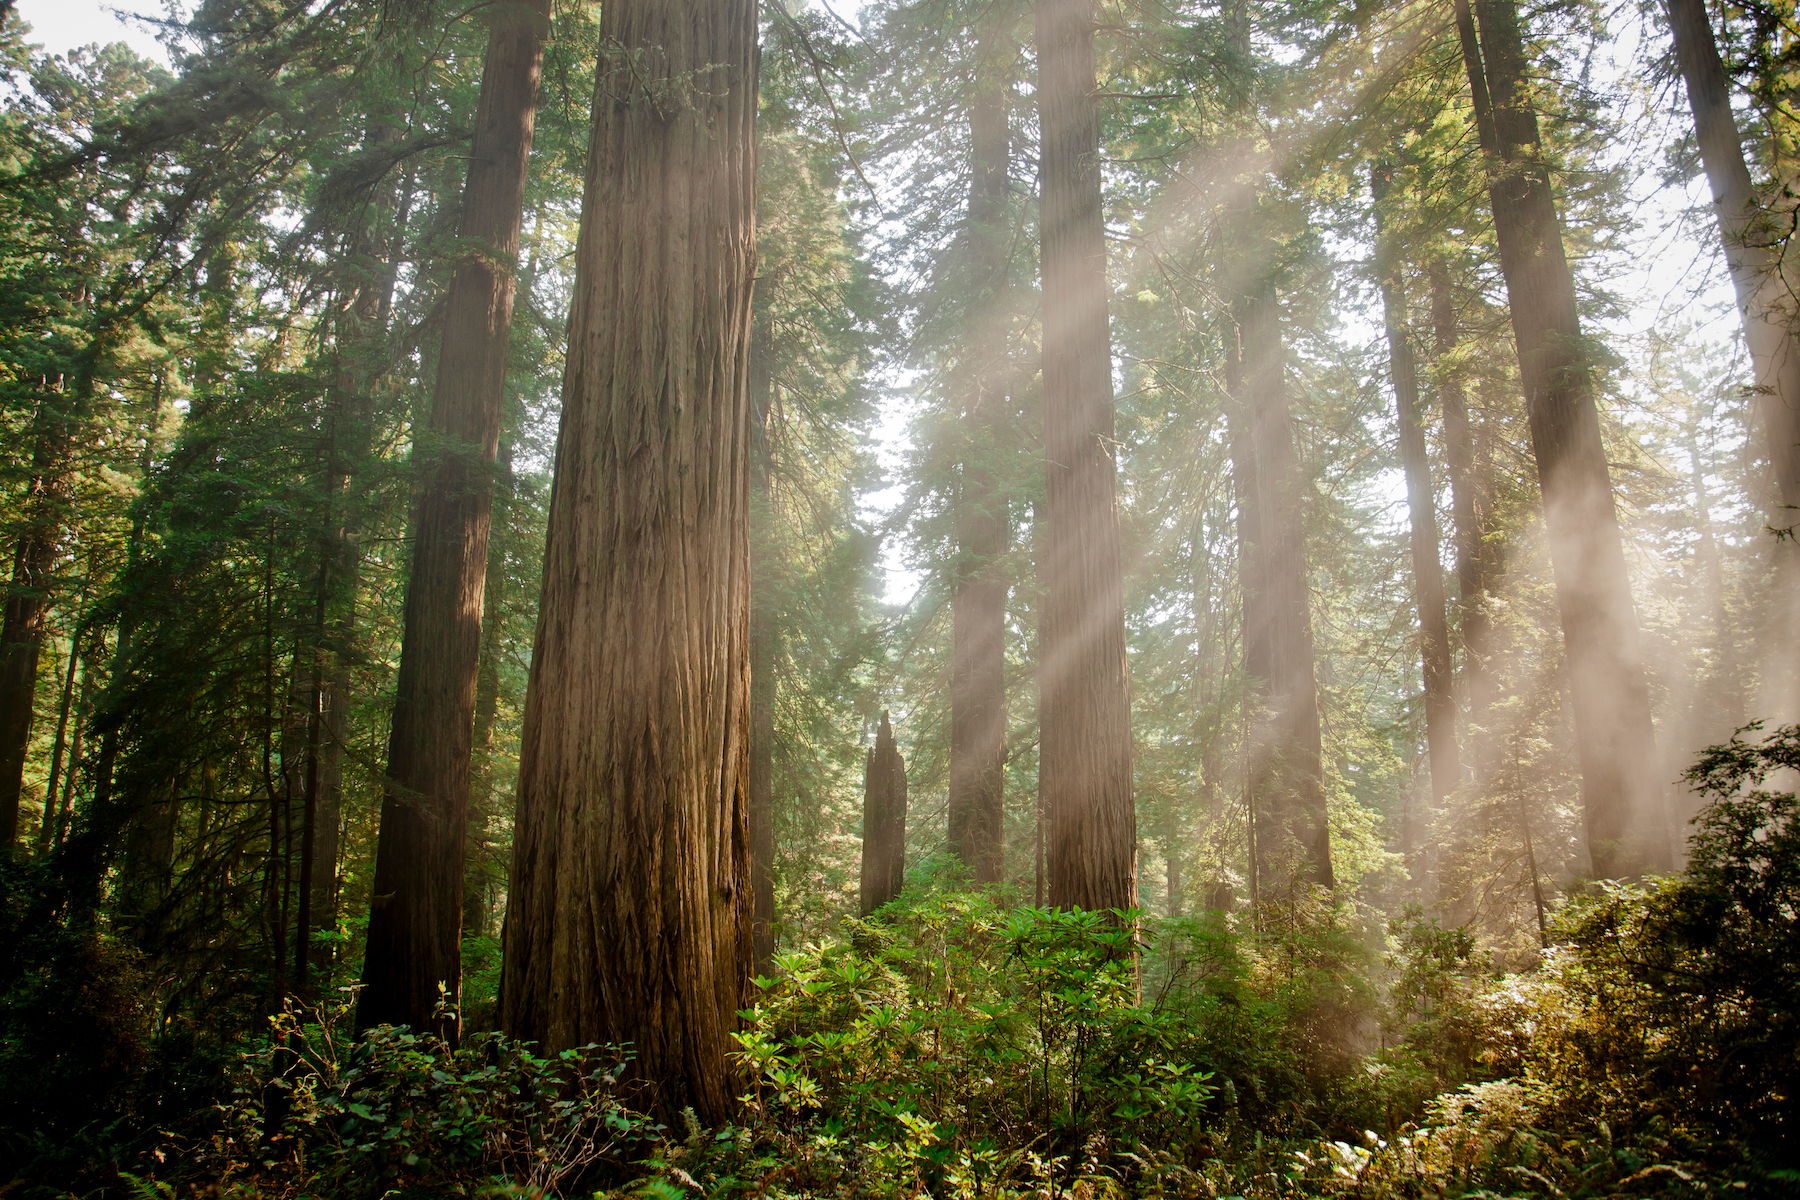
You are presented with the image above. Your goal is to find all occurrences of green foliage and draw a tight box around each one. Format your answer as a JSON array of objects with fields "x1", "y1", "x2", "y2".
[{"x1": 198, "y1": 993, "x2": 663, "y2": 1199}]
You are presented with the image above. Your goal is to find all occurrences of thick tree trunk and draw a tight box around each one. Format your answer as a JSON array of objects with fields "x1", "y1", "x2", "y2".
[
  {"x1": 464, "y1": 436, "x2": 514, "y2": 942},
  {"x1": 1667, "y1": 0, "x2": 1800, "y2": 516},
  {"x1": 1036, "y1": 0, "x2": 1135, "y2": 913},
  {"x1": 1456, "y1": 0, "x2": 1670, "y2": 877},
  {"x1": 1238, "y1": 284, "x2": 1333, "y2": 893},
  {"x1": 498, "y1": 0, "x2": 757, "y2": 1124},
  {"x1": 1373, "y1": 173, "x2": 1460, "y2": 815},
  {"x1": 359, "y1": 0, "x2": 549, "y2": 1037},
  {"x1": 948, "y1": 22, "x2": 1011, "y2": 886},
  {"x1": 859, "y1": 711, "x2": 907, "y2": 915},
  {"x1": 0, "y1": 392, "x2": 73, "y2": 851}
]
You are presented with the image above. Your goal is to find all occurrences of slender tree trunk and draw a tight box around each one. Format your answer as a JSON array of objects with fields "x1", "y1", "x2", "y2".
[
  {"x1": 498, "y1": 0, "x2": 758, "y2": 1123},
  {"x1": 0, "y1": 389, "x2": 73, "y2": 851},
  {"x1": 949, "y1": 20, "x2": 1011, "y2": 885},
  {"x1": 1430, "y1": 268, "x2": 1502, "y2": 726},
  {"x1": 1373, "y1": 171, "x2": 1460, "y2": 815},
  {"x1": 859, "y1": 712, "x2": 907, "y2": 915},
  {"x1": 465, "y1": 436, "x2": 515, "y2": 942},
  {"x1": 748, "y1": 316, "x2": 778, "y2": 975},
  {"x1": 1037, "y1": 0, "x2": 1135, "y2": 913},
  {"x1": 1456, "y1": 0, "x2": 1670, "y2": 877},
  {"x1": 360, "y1": 0, "x2": 550, "y2": 1038},
  {"x1": 1667, "y1": 0, "x2": 1800, "y2": 516},
  {"x1": 35, "y1": 620, "x2": 83, "y2": 855},
  {"x1": 1225, "y1": 309, "x2": 1267, "y2": 910}
]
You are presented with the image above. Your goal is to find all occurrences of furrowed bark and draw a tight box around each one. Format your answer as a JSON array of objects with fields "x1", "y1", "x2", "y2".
[
  {"x1": 359, "y1": 0, "x2": 550, "y2": 1037},
  {"x1": 498, "y1": 0, "x2": 758, "y2": 1123},
  {"x1": 1456, "y1": 0, "x2": 1670, "y2": 877},
  {"x1": 948, "y1": 17, "x2": 1011, "y2": 886},
  {"x1": 1036, "y1": 0, "x2": 1136, "y2": 914}
]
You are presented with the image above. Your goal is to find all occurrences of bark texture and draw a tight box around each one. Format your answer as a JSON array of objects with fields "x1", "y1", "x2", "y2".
[
  {"x1": 359, "y1": 0, "x2": 549, "y2": 1036},
  {"x1": 859, "y1": 711, "x2": 907, "y2": 915},
  {"x1": 948, "y1": 21, "x2": 1011, "y2": 886},
  {"x1": 1373, "y1": 173, "x2": 1460, "y2": 816},
  {"x1": 1456, "y1": 0, "x2": 1670, "y2": 877},
  {"x1": 498, "y1": 0, "x2": 757, "y2": 1124},
  {"x1": 1036, "y1": 0, "x2": 1136, "y2": 913},
  {"x1": 749, "y1": 317, "x2": 777, "y2": 974}
]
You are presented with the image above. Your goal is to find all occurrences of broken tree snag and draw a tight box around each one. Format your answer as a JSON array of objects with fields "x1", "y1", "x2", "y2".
[{"x1": 859, "y1": 711, "x2": 907, "y2": 916}]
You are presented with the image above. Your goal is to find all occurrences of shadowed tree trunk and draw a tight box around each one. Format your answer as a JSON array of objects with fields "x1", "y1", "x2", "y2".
[
  {"x1": 1036, "y1": 0, "x2": 1135, "y2": 913},
  {"x1": 948, "y1": 17, "x2": 1011, "y2": 886},
  {"x1": 1373, "y1": 169, "x2": 1460, "y2": 817},
  {"x1": 859, "y1": 711, "x2": 907, "y2": 916},
  {"x1": 358, "y1": 0, "x2": 549, "y2": 1037},
  {"x1": 498, "y1": 0, "x2": 758, "y2": 1124},
  {"x1": 1456, "y1": 0, "x2": 1670, "y2": 878},
  {"x1": 0, "y1": 386, "x2": 74, "y2": 851}
]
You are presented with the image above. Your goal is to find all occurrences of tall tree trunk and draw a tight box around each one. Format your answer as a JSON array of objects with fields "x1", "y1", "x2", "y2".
[
  {"x1": 1373, "y1": 171, "x2": 1460, "y2": 816},
  {"x1": 949, "y1": 19, "x2": 1011, "y2": 885},
  {"x1": 498, "y1": 0, "x2": 757, "y2": 1123},
  {"x1": 1667, "y1": 0, "x2": 1800, "y2": 518},
  {"x1": 464, "y1": 436, "x2": 515, "y2": 942},
  {"x1": 1036, "y1": 0, "x2": 1135, "y2": 913},
  {"x1": 0, "y1": 388, "x2": 73, "y2": 851},
  {"x1": 748, "y1": 313, "x2": 778, "y2": 976},
  {"x1": 35, "y1": 618, "x2": 83, "y2": 855},
  {"x1": 359, "y1": 0, "x2": 549, "y2": 1037},
  {"x1": 1456, "y1": 0, "x2": 1671, "y2": 877},
  {"x1": 859, "y1": 711, "x2": 907, "y2": 915},
  {"x1": 1430, "y1": 268, "x2": 1502, "y2": 726},
  {"x1": 1237, "y1": 281, "x2": 1333, "y2": 893}
]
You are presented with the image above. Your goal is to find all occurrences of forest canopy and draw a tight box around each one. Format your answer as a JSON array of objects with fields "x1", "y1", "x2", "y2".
[{"x1": 0, "y1": 0, "x2": 1796, "y2": 1196}]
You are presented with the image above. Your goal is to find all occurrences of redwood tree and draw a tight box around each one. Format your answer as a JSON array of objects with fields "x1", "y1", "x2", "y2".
[
  {"x1": 1036, "y1": 0, "x2": 1135, "y2": 913},
  {"x1": 1455, "y1": 0, "x2": 1670, "y2": 877},
  {"x1": 498, "y1": 0, "x2": 758, "y2": 1123},
  {"x1": 358, "y1": 0, "x2": 551, "y2": 1036},
  {"x1": 948, "y1": 15, "x2": 1012, "y2": 886},
  {"x1": 859, "y1": 710, "x2": 907, "y2": 916}
]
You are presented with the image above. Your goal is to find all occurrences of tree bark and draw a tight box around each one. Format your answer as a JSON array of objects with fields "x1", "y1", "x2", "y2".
[
  {"x1": 0, "y1": 389, "x2": 73, "y2": 851},
  {"x1": 1430, "y1": 268, "x2": 1503, "y2": 727},
  {"x1": 1238, "y1": 283, "x2": 1333, "y2": 893},
  {"x1": 748, "y1": 316, "x2": 777, "y2": 975},
  {"x1": 948, "y1": 19, "x2": 1011, "y2": 886},
  {"x1": 1036, "y1": 0, "x2": 1135, "y2": 913},
  {"x1": 1373, "y1": 170, "x2": 1460, "y2": 815},
  {"x1": 859, "y1": 711, "x2": 907, "y2": 916},
  {"x1": 498, "y1": 0, "x2": 757, "y2": 1124},
  {"x1": 359, "y1": 0, "x2": 549, "y2": 1037},
  {"x1": 1456, "y1": 0, "x2": 1670, "y2": 877},
  {"x1": 1666, "y1": 0, "x2": 1800, "y2": 518}
]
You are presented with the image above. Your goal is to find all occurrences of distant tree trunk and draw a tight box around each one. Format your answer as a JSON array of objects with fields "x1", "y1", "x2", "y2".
[
  {"x1": 949, "y1": 20, "x2": 1011, "y2": 886},
  {"x1": 1224, "y1": 309, "x2": 1268, "y2": 910},
  {"x1": 859, "y1": 711, "x2": 907, "y2": 915},
  {"x1": 1666, "y1": 0, "x2": 1800, "y2": 518},
  {"x1": 0, "y1": 388, "x2": 73, "y2": 852},
  {"x1": 1373, "y1": 170, "x2": 1460, "y2": 816},
  {"x1": 35, "y1": 619, "x2": 83, "y2": 855},
  {"x1": 498, "y1": 0, "x2": 757, "y2": 1124},
  {"x1": 748, "y1": 316, "x2": 777, "y2": 975},
  {"x1": 1456, "y1": 0, "x2": 1670, "y2": 877},
  {"x1": 1430, "y1": 268, "x2": 1502, "y2": 726},
  {"x1": 1237, "y1": 282, "x2": 1333, "y2": 893},
  {"x1": 1037, "y1": 0, "x2": 1135, "y2": 913},
  {"x1": 359, "y1": 0, "x2": 549, "y2": 1037},
  {"x1": 464, "y1": 436, "x2": 514, "y2": 941}
]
